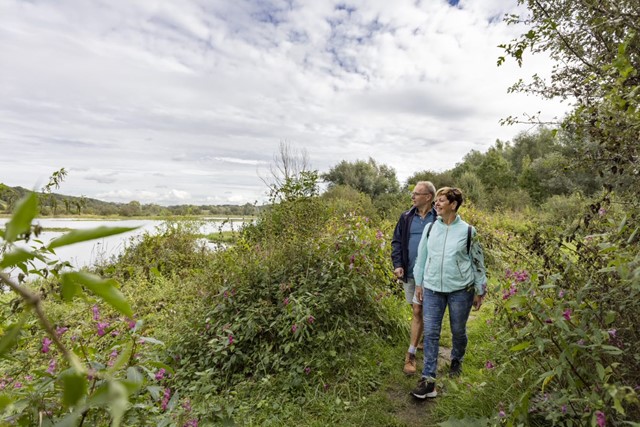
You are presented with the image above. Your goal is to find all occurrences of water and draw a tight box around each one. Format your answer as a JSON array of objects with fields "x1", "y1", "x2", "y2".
[{"x1": 0, "y1": 217, "x2": 246, "y2": 274}]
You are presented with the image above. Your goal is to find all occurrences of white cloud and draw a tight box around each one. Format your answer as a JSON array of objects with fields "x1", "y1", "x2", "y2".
[{"x1": 0, "y1": 0, "x2": 568, "y2": 205}]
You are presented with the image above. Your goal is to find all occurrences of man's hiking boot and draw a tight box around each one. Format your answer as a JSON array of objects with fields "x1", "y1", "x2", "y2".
[
  {"x1": 403, "y1": 352, "x2": 417, "y2": 375},
  {"x1": 411, "y1": 377, "x2": 437, "y2": 399},
  {"x1": 449, "y1": 359, "x2": 462, "y2": 377}
]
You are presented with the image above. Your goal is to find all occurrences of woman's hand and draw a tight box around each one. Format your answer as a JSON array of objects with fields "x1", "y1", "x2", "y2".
[
  {"x1": 415, "y1": 286, "x2": 423, "y2": 303},
  {"x1": 473, "y1": 294, "x2": 485, "y2": 311}
]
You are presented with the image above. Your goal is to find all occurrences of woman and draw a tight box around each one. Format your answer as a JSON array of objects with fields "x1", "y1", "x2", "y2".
[{"x1": 411, "y1": 187, "x2": 487, "y2": 399}]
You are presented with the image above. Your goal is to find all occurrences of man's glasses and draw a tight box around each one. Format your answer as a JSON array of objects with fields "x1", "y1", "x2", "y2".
[{"x1": 411, "y1": 192, "x2": 429, "y2": 196}]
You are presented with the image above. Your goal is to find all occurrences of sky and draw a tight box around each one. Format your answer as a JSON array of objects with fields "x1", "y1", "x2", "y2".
[{"x1": 0, "y1": 0, "x2": 569, "y2": 206}]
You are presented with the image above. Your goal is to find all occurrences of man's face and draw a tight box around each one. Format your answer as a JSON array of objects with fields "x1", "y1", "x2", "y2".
[{"x1": 411, "y1": 185, "x2": 432, "y2": 209}]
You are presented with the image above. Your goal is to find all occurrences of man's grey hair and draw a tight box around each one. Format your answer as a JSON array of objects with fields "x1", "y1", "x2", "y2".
[{"x1": 415, "y1": 181, "x2": 436, "y2": 199}]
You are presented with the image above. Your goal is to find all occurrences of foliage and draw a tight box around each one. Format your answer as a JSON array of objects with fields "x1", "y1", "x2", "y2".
[
  {"x1": 322, "y1": 157, "x2": 400, "y2": 199},
  {"x1": 169, "y1": 193, "x2": 406, "y2": 417}
]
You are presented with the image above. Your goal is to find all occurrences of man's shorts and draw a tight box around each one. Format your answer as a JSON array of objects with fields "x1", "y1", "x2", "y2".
[{"x1": 403, "y1": 278, "x2": 421, "y2": 306}]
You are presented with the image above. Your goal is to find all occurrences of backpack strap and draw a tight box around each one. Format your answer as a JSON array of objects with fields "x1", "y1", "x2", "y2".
[{"x1": 426, "y1": 221, "x2": 435, "y2": 240}]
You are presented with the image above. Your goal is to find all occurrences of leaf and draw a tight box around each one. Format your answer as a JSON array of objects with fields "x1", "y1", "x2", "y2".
[
  {"x1": 510, "y1": 341, "x2": 532, "y2": 352},
  {"x1": 62, "y1": 370, "x2": 88, "y2": 407},
  {"x1": 0, "y1": 394, "x2": 12, "y2": 411},
  {"x1": 4, "y1": 193, "x2": 38, "y2": 242},
  {"x1": 60, "y1": 274, "x2": 81, "y2": 301},
  {"x1": 0, "y1": 315, "x2": 27, "y2": 357},
  {"x1": 61, "y1": 271, "x2": 132, "y2": 317},
  {"x1": 107, "y1": 342, "x2": 133, "y2": 375},
  {"x1": 108, "y1": 380, "x2": 129, "y2": 427},
  {"x1": 596, "y1": 363, "x2": 605, "y2": 381},
  {"x1": 0, "y1": 248, "x2": 43, "y2": 269},
  {"x1": 138, "y1": 336, "x2": 164, "y2": 346},
  {"x1": 48, "y1": 226, "x2": 138, "y2": 249}
]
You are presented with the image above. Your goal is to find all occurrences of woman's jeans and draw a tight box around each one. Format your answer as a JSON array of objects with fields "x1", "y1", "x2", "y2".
[{"x1": 421, "y1": 287, "x2": 475, "y2": 379}]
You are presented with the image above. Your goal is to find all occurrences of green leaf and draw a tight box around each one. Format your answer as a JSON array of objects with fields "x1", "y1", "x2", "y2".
[
  {"x1": 48, "y1": 226, "x2": 138, "y2": 249},
  {"x1": 0, "y1": 248, "x2": 43, "y2": 269},
  {"x1": 54, "y1": 410, "x2": 83, "y2": 427},
  {"x1": 61, "y1": 271, "x2": 132, "y2": 317},
  {"x1": 108, "y1": 381, "x2": 129, "y2": 427},
  {"x1": 0, "y1": 315, "x2": 27, "y2": 357},
  {"x1": 60, "y1": 274, "x2": 81, "y2": 301},
  {"x1": 0, "y1": 394, "x2": 12, "y2": 411},
  {"x1": 4, "y1": 193, "x2": 38, "y2": 242},
  {"x1": 62, "y1": 370, "x2": 88, "y2": 407},
  {"x1": 510, "y1": 341, "x2": 532, "y2": 352},
  {"x1": 596, "y1": 363, "x2": 605, "y2": 380},
  {"x1": 139, "y1": 336, "x2": 164, "y2": 346},
  {"x1": 107, "y1": 342, "x2": 133, "y2": 375}
]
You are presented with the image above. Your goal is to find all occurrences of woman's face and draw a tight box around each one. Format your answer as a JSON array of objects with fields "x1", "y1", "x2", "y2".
[{"x1": 435, "y1": 194, "x2": 456, "y2": 216}]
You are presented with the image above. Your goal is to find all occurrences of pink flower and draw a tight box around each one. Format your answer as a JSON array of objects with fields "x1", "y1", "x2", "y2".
[
  {"x1": 111, "y1": 330, "x2": 120, "y2": 337},
  {"x1": 92, "y1": 305, "x2": 100, "y2": 321},
  {"x1": 155, "y1": 368, "x2": 166, "y2": 381},
  {"x1": 228, "y1": 335, "x2": 234, "y2": 345},
  {"x1": 127, "y1": 318, "x2": 136, "y2": 329},
  {"x1": 161, "y1": 388, "x2": 171, "y2": 411},
  {"x1": 56, "y1": 326, "x2": 68, "y2": 337},
  {"x1": 607, "y1": 329, "x2": 617, "y2": 338},
  {"x1": 183, "y1": 420, "x2": 198, "y2": 427},
  {"x1": 485, "y1": 361, "x2": 495, "y2": 370},
  {"x1": 304, "y1": 367, "x2": 311, "y2": 375},
  {"x1": 292, "y1": 324, "x2": 298, "y2": 333},
  {"x1": 42, "y1": 337, "x2": 52, "y2": 353},
  {"x1": 14, "y1": 382, "x2": 22, "y2": 389},
  {"x1": 97, "y1": 322, "x2": 109, "y2": 336},
  {"x1": 595, "y1": 410, "x2": 606, "y2": 427},
  {"x1": 563, "y1": 309, "x2": 572, "y2": 321},
  {"x1": 375, "y1": 230, "x2": 383, "y2": 240},
  {"x1": 283, "y1": 297, "x2": 289, "y2": 305},
  {"x1": 182, "y1": 399, "x2": 192, "y2": 412},
  {"x1": 498, "y1": 410, "x2": 506, "y2": 418},
  {"x1": 561, "y1": 405, "x2": 567, "y2": 414},
  {"x1": 107, "y1": 350, "x2": 119, "y2": 367},
  {"x1": 598, "y1": 208, "x2": 606, "y2": 216},
  {"x1": 25, "y1": 375, "x2": 33, "y2": 381},
  {"x1": 307, "y1": 315, "x2": 315, "y2": 324},
  {"x1": 46, "y1": 359, "x2": 57, "y2": 375},
  {"x1": 558, "y1": 290, "x2": 565, "y2": 298}
]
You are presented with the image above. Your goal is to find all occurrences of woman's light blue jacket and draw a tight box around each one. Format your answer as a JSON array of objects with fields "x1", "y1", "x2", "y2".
[{"x1": 413, "y1": 214, "x2": 487, "y2": 295}]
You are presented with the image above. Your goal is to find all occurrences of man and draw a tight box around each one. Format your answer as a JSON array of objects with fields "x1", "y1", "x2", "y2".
[{"x1": 391, "y1": 181, "x2": 437, "y2": 375}]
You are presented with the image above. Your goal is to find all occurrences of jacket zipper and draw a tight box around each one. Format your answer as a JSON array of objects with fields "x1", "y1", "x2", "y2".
[{"x1": 440, "y1": 226, "x2": 449, "y2": 291}]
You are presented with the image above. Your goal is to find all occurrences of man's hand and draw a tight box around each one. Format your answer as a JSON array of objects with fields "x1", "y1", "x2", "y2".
[
  {"x1": 473, "y1": 294, "x2": 485, "y2": 311},
  {"x1": 394, "y1": 267, "x2": 404, "y2": 279},
  {"x1": 415, "y1": 286, "x2": 423, "y2": 302}
]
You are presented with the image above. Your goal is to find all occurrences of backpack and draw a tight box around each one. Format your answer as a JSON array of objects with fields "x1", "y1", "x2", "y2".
[{"x1": 425, "y1": 222, "x2": 472, "y2": 254}]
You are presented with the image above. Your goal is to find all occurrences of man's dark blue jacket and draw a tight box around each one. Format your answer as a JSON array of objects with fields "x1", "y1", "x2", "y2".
[{"x1": 391, "y1": 205, "x2": 437, "y2": 282}]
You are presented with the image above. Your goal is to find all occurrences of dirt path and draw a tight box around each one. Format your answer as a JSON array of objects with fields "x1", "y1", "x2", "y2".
[{"x1": 384, "y1": 347, "x2": 452, "y2": 427}]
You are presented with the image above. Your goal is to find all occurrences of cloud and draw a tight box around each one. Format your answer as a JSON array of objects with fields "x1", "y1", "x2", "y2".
[{"x1": 0, "y1": 0, "x2": 568, "y2": 205}]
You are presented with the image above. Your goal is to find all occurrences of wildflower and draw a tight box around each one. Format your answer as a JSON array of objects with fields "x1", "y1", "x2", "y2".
[
  {"x1": 56, "y1": 326, "x2": 68, "y2": 337},
  {"x1": 375, "y1": 230, "x2": 383, "y2": 240},
  {"x1": 155, "y1": 369, "x2": 166, "y2": 381},
  {"x1": 563, "y1": 309, "x2": 572, "y2": 321},
  {"x1": 223, "y1": 291, "x2": 229, "y2": 298},
  {"x1": 183, "y1": 419, "x2": 198, "y2": 427},
  {"x1": 607, "y1": 329, "x2": 617, "y2": 338},
  {"x1": 14, "y1": 382, "x2": 22, "y2": 389},
  {"x1": 544, "y1": 318, "x2": 553, "y2": 324},
  {"x1": 97, "y1": 322, "x2": 110, "y2": 336},
  {"x1": 498, "y1": 410, "x2": 506, "y2": 418},
  {"x1": 182, "y1": 399, "x2": 192, "y2": 412},
  {"x1": 283, "y1": 297, "x2": 289, "y2": 305},
  {"x1": 92, "y1": 304, "x2": 100, "y2": 321},
  {"x1": 87, "y1": 368, "x2": 97, "y2": 381},
  {"x1": 228, "y1": 335, "x2": 234, "y2": 345},
  {"x1": 161, "y1": 387, "x2": 171, "y2": 411},
  {"x1": 292, "y1": 324, "x2": 298, "y2": 333},
  {"x1": 598, "y1": 208, "x2": 606, "y2": 216},
  {"x1": 558, "y1": 290, "x2": 565, "y2": 298},
  {"x1": 577, "y1": 339, "x2": 585, "y2": 346},
  {"x1": 25, "y1": 375, "x2": 33, "y2": 381},
  {"x1": 595, "y1": 410, "x2": 606, "y2": 427},
  {"x1": 486, "y1": 319, "x2": 492, "y2": 325},
  {"x1": 111, "y1": 330, "x2": 120, "y2": 337},
  {"x1": 127, "y1": 318, "x2": 136, "y2": 329},
  {"x1": 304, "y1": 367, "x2": 311, "y2": 375},
  {"x1": 323, "y1": 383, "x2": 330, "y2": 391},
  {"x1": 307, "y1": 315, "x2": 315, "y2": 324},
  {"x1": 561, "y1": 405, "x2": 567, "y2": 414},
  {"x1": 42, "y1": 337, "x2": 52, "y2": 353},
  {"x1": 485, "y1": 361, "x2": 495, "y2": 370},
  {"x1": 107, "y1": 350, "x2": 118, "y2": 367},
  {"x1": 46, "y1": 359, "x2": 57, "y2": 375}
]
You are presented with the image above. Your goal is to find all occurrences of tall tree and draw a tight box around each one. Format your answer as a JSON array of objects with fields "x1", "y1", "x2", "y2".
[{"x1": 322, "y1": 158, "x2": 400, "y2": 199}]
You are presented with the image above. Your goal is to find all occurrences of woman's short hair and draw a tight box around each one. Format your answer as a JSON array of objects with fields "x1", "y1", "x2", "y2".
[{"x1": 436, "y1": 187, "x2": 463, "y2": 211}]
